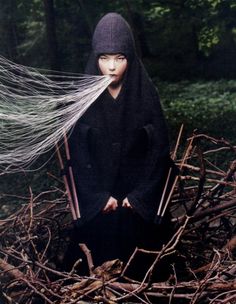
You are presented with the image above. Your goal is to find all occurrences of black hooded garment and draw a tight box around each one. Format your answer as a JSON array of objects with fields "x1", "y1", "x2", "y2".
[{"x1": 65, "y1": 13, "x2": 176, "y2": 271}]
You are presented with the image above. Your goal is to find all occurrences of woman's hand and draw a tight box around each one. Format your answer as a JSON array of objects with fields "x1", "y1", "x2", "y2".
[
  {"x1": 122, "y1": 197, "x2": 132, "y2": 209},
  {"x1": 103, "y1": 196, "x2": 118, "y2": 213}
]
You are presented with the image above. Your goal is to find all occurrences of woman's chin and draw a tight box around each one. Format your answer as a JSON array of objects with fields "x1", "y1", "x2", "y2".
[{"x1": 109, "y1": 79, "x2": 122, "y2": 87}]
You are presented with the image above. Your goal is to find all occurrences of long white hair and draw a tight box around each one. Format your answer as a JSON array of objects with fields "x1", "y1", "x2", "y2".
[{"x1": 0, "y1": 55, "x2": 112, "y2": 173}]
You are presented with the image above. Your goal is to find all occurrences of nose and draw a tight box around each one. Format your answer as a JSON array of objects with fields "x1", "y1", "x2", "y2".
[{"x1": 108, "y1": 59, "x2": 116, "y2": 71}]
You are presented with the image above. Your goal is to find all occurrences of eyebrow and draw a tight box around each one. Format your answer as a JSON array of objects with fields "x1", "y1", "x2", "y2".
[{"x1": 100, "y1": 54, "x2": 125, "y2": 57}]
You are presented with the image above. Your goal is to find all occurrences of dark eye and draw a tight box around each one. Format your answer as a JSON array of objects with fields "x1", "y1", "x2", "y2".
[
  {"x1": 99, "y1": 56, "x2": 107, "y2": 60},
  {"x1": 117, "y1": 56, "x2": 126, "y2": 61}
]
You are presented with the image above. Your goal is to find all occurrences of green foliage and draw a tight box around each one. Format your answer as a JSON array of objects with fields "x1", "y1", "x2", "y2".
[
  {"x1": 198, "y1": 26, "x2": 220, "y2": 56},
  {"x1": 158, "y1": 80, "x2": 236, "y2": 142},
  {"x1": 145, "y1": 5, "x2": 170, "y2": 19},
  {"x1": 0, "y1": 0, "x2": 236, "y2": 78}
]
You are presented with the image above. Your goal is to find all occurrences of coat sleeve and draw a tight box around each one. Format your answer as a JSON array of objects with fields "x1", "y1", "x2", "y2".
[
  {"x1": 127, "y1": 85, "x2": 177, "y2": 222},
  {"x1": 64, "y1": 122, "x2": 110, "y2": 224}
]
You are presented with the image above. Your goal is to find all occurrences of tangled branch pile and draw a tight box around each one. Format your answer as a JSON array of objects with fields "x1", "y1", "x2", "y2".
[{"x1": 0, "y1": 132, "x2": 235, "y2": 304}]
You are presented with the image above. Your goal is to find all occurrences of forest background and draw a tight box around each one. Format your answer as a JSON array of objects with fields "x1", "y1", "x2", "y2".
[{"x1": 0, "y1": 0, "x2": 235, "y2": 212}]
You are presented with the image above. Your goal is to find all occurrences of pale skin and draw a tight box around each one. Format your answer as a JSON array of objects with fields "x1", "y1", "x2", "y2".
[
  {"x1": 98, "y1": 53, "x2": 127, "y2": 99},
  {"x1": 98, "y1": 53, "x2": 132, "y2": 212}
]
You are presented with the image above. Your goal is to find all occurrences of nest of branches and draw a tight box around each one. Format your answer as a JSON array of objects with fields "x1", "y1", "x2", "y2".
[{"x1": 0, "y1": 130, "x2": 236, "y2": 304}]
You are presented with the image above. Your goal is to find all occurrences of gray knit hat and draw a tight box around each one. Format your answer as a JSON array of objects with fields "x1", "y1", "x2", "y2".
[{"x1": 92, "y1": 13, "x2": 135, "y2": 58}]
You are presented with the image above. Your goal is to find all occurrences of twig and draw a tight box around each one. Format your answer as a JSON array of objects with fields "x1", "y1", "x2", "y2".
[
  {"x1": 79, "y1": 243, "x2": 94, "y2": 275},
  {"x1": 63, "y1": 132, "x2": 81, "y2": 219},
  {"x1": 55, "y1": 142, "x2": 77, "y2": 220}
]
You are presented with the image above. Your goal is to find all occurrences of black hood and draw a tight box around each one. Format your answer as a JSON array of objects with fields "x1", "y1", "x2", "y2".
[
  {"x1": 92, "y1": 13, "x2": 135, "y2": 58},
  {"x1": 85, "y1": 13, "x2": 136, "y2": 74}
]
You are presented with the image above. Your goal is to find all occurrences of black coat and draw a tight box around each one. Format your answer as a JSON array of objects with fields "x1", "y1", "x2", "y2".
[
  {"x1": 68, "y1": 55, "x2": 172, "y2": 225},
  {"x1": 63, "y1": 13, "x2": 176, "y2": 273}
]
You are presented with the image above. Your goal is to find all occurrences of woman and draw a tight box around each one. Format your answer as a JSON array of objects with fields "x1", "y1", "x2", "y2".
[{"x1": 65, "y1": 13, "x2": 174, "y2": 276}]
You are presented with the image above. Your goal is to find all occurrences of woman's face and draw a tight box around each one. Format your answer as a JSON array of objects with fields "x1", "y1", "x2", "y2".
[{"x1": 98, "y1": 54, "x2": 128, "y2": 86}]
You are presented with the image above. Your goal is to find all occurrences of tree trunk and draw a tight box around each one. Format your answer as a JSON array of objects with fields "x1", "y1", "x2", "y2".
[
  {"x1": 43, "y1": 0, "x2": 60, "y2": 70},
  {"x1": 78, "y1": 0, "x2": 93, "y2": 36},
  {"x1": 1, "y1": 0, "x2": 19, "y2": 60}
]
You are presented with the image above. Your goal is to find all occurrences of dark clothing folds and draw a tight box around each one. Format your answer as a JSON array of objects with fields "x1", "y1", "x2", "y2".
[
  {"x1": 64, "y1": 13, "x2": 175, "y2": 272},
  {"x1": 68, "y1": 12, "x2": 172, "y2": 225},
  {"x1": 64, "y1": 205, "x2": 173, "y2": 278},
  {"x1": 69, "y1": 55, "x2": 171, "y2": 224}
]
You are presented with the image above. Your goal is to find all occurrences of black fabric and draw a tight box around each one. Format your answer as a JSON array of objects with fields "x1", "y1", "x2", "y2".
[
  {"x1": 91, "y1": 12, "x2": 135, "y2": 58},
  {"x1": 63, "y1": 207, "x2": 173, "y2": 280},
  {"x1": 64, "y1": 13, "x2": 176, "y2": 273},
  {"x1": 69, "y1": 59, "x2": 172, "y2": 224}
]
